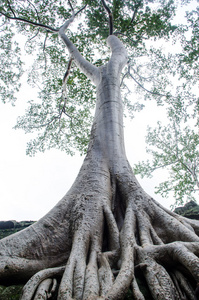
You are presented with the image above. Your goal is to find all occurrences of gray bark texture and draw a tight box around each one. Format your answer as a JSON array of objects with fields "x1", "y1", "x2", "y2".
[{"x1": 0, "y1": 33, "x2": 199, "y2": 300}]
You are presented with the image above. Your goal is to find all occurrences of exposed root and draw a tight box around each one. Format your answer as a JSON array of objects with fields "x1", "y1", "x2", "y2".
[
  {"x1": 1, "y1": 168, "x2": 199, "y2": 300},
  {"x1": 83, "y1": 250, "x2": 99, "y2": 299},
  {"x1": 104, "y1": 204, "x2": 135, "y2": 300},
  {"x1": 58, "y1": 230, "x2": 89, "y2": 300},
  {"x1": 131, "y1": 277, "x2": 145, "y2": 300},
  {"x1": 20, "y1": 266, "x2": 65, "y2": 300},
  {"x1": 98, "y1": 254, "x2": 114, "y2": 297},
  {"x1": 33, "y1": 278, "x2": 54, "y2": 300},
  {"x1": 170, "y1": 270, "x2": 195, "y2": 300},
  {"x1": 137, "y1": 255, "x2": 180, "y2": 300}
]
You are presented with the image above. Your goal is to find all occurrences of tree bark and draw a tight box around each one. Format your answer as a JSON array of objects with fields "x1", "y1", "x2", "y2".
[{"x1": 0, "y1": 35, "x2": 199, "y2": 300}]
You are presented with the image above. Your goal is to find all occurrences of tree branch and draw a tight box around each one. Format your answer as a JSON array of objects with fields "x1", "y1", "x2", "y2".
[
  {"x1": 101, "y1": 0, "x2": 113, "y2": 35},
  {"x1": 127, "y1": 66, "x2": 166, "y2": 97},
  {"x1": 43, "y1": 33, "x2": 48, "y2": 70},
  {"x1": 59, "y1": 10, "x2": 100, "y2": 85},
  {"x1": 130, "y1": 0, "x2": 142, "y2": 25},
  {"x1": 0, "y1": 10, "x2": 59, "y2": 32},
  {"x1": 6, "y1": 0, "x2": 16, "y2": 17},
  {"x1": 114, "y1": 31, "x2": 142, "y2": 47},
  {"x1": 60, "y1": 57, "x2": 74, "y2": 116},
  {"x1": 1, "y1": 2, "x2": 87, "y2": 33},
  {"x1": 26, "y1": 0, "x2": 41, "y2": 23},
  {"x1": 151, "y1": 161, "x2": 178, "y2": 173}
]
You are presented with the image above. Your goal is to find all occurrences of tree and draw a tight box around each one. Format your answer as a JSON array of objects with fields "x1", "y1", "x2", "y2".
[
  {"x1": 134, "y1": 118, "x2": 199, "y2": 208},
  {"x1": 0, "y1": 1, "x2": 199, "y2": 299},
  {"x1": 133, "y1": 5, "x2": 199, "y2": 207}
]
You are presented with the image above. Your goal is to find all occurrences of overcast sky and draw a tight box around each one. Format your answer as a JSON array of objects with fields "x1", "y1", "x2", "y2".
[
  {"x1": 0, "y1": 1, "x2": 197, "y2": 221},
  {"x1": 0, "y1": 91, "x2": 173, "y2": 221}
]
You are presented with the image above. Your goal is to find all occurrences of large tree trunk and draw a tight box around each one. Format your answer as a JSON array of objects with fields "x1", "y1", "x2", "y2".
[{"x1": 0, "y1": 35, "x2": 199, "y2": 300}]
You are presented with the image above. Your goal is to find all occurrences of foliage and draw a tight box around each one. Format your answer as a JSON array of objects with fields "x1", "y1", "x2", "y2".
[
  {"x1": 132, "y1": 2, "x2": 199, "y2": 206},
  {"x1": 133, "y1": 2, "x2": 199, "y2": 206},
  {"x1": 134, "y1": 118, "x2": 199, "y2": 207},
  {"x1": 0, "y1": 0, "x2": 190, "y2": 156}
]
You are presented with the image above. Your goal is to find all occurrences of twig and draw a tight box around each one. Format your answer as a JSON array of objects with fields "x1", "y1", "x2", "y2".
[
  {"x1": 113, "y1": 31, "x2": 139, "y2": 47},
  {"x1": 75, "y1": 4, "x2": 87, "y2": 16},
  {"x1": 43, "y1": 32, "x2": 48, "y2": 70},
  {"x1": 120, "y1": 71, "x2": 129, "y2": 87},
  {"x1": 68, "y1": 0, "x2": 87, "y2": 17},
  {"x1": 130, "y1": 0, "x2": 142, "y2": 25},
  {"x1": 101, "y1": 0, "x2": 113, "y2": 35},
  {"x1": 28, "y1": 115, "x2": 59, "y2": 129},
  {"x1": 27, "y1": 0, "x2": 41, "y2": 23},
  {"x1": 0, "y1": 10, "x2": 59, "y2": 32},
  {"x1": 68, "y1": 0, "x2": 74, "y2": 13},
  {"x1": 57, "y1": 56, "x2": 74, "y2": 133},
  {"x1": 59, "y1": 57, "x2": 73, "y2": 115},
  {"x1": 1, "y1": 2, "x2": 87, "y2": 33},
  {"x1": 24, "y1": 29, "x2": 40, "y2": 51},
  {"x1": 128, "y1": 65, "x2": 166, "y2": 97},
  {"x1": 151, "y1": 161, "x2": 178, "y2": 173},
  {"x1": 6, "y1": 0, "x2": 16, "y2": 17}
]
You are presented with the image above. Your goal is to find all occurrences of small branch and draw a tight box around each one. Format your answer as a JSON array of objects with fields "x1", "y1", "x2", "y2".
[
  {"x1": 63, "y1": 57, "x2": 73, "y2": 84},
  {"x1": 68, "y1": 0, "x2": 74, "y2": 12},
  {"x1": 0, "y1": 10, "x2": 59, "y2": 32},
  {"x1": 26, "y1": 0, "x2": 41, "y2": 23},
  {"x1": 128, "y1": 66, "x2": 166, "y2": 97},
  {"x1": 57, "y1": 56, "x2": 74, "y2": 133},
  {"x1": 24, "y1": 29, "x2": 40, "y2": 52},
  {"x1": 59, "y1": 57, "x2": 73, "y2": 116},
  {"x1": 131, "y1": 66, "x2": 155, "y2": 82},
  {"x1": 6, "y1": 0, "x2": 16, "y2": 17},
  {"x1": 120, "y1": 71, "x2": 129, "y2": 87},
  {"x1": 29, "y1": 116, "x2": 59, "y2": 130},
  {"x1": 1, "y1": 1, "x2": 87, "y2": 34},
  {"x1": 173, "y1": 121, "x2": 179, "y2": 157},
  {"x1": 27, "y1": 29, "x2": 40, "y2": 41},
  {"x1": 43, "y1": 33, "x2": 48, "y2": 70},
  {"x1": 130, "y1": 0, "x2": 142, "y2": 25},
  {"x1": 113, "y1": 31, "x2": 140, "y2": 47},
  {"x1": 68, "y1": 0, "x2": 87, "y2": 17},
  {"x1": 151, "y1": 161, "x2": 178, "y2": 173},
  {"x1": 75, "y1": 4, "x2": 87, "y2": 16},
  {"x1": 101, "y1": 0, "x2": 113, "y2": 35},
  {"x1": 130, "y1": 10, "x2": 137, "y2": 25}
]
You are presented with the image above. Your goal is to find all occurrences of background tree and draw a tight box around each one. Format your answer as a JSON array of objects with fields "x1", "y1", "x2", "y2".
[
  {"x1": 134, "y1": 116, "x2": 199, "y2": 208},
  {"x1": 0, "y1": 1, "x2": 199, "y2": 300},
  {"x1": 134, "y1": 5, "x2": 199, "y2": 207}
]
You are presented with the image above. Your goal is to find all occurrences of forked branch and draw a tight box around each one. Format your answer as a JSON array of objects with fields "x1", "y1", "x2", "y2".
[{"x1": 59, "y1": 12, "x2": 100, "y2": 84}]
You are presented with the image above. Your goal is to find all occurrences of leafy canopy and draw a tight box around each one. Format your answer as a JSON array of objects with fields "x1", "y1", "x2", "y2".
[{"x1": 0, "y1": 0, "x2": 187, "y2": 154}]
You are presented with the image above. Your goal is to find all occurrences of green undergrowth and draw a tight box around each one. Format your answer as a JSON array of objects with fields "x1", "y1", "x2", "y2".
[{"x1": 0, "y1": 285, "x2": 23, "y2": 300}]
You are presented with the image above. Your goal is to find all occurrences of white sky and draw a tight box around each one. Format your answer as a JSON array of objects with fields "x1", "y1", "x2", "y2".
[
  {"x1": 0, "y1": 92, "x2": 173, "y2": 221},
  {"x1": 0, "y1": 1, "x2": 197, "y2": 221}
]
